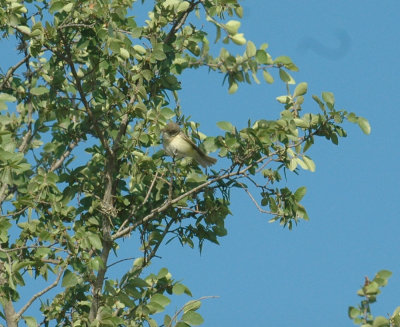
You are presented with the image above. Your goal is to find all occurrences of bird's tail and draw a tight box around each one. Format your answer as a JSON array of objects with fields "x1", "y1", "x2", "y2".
[{"x1": 195, "y1": 152, "x2": 217, "y2": 168}]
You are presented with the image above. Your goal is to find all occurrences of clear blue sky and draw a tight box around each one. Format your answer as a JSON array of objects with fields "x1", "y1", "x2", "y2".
[{"x1": 2, "y1": 1, "x2": 400, "y2": 326}]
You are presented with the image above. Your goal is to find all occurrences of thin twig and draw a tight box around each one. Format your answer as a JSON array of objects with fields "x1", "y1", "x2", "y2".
[
  {"x1": 236, "y1": 182, "x2": 272, "y2": 214},
  {"x1": 143, "y1": 218, "x2": 175, "y2": 267},
  {"x1": 107, "y1": 257, "x2": 135, "y2": 269}
]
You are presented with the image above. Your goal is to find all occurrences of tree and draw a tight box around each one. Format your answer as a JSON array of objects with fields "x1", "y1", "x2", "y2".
[{"x1": 0, "y1": 0, "x2": 370, "y2": 326}]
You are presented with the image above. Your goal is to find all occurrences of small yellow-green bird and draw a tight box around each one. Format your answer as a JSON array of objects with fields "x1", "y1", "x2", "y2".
[{"x1": 162, "y1": 122, "x2": 217, "y2": 168}]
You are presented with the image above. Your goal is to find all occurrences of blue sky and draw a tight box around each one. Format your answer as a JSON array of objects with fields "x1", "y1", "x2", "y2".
[{"x1": 2, "y1": 1, "x2": 400, "y2": 326}]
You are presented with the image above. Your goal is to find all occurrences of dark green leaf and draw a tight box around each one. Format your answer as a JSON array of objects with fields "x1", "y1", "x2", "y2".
[
  {"x1": 62, "y1": 270, "x2": 79, "y2": 288},
  {"x1": 294, "y1": 186, "x2": 307, "y2": 201}
]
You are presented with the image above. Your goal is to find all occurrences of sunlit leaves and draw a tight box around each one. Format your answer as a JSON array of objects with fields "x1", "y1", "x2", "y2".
[
  {"x1": 246, "y1": 41, "x2": 257, "y2": 57},
  {"x1": 293, "y1": 82, "x2": 308, "y2": 97},
  {"x1": 263, "y1": 70, "x2": 274, "y2": 84},
  {"x1": 224, "y1": 20, "x2": 241, "y2": 35},
  {"x1": 349, "y1": 270, "x2": 394, "y2": 327},
  {"x1": 279, "y1": 69, "x2": 295, "y2": 84},
  {"x1": 357, "y1": 117, "x2": 371, "y2": 135}
]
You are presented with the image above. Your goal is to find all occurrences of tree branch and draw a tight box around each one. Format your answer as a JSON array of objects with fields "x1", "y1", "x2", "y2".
[
  {"x1": 0, "y1": 54, "x2": 31, "y2": 90},
  {"x1": 113, "y1": 153, "x2": 273, "y2": 240},
  {"x1": 61, "y1": 34, "x2": 112, "y2": 157},
  {"x1": 236, "y1": 181, "x2": 272, "y2": 214},
  {"x1": 164, "y1": 1, "x2": 201, "y2": 44},
  {"x1": 15, "y1": 266, "x2": 66, "y2": 320},
  {"x1": 50, "y1": 138, "x2": 80, "y2": 172}
]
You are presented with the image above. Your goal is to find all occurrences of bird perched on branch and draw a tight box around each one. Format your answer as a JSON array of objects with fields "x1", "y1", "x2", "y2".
[{"x1": 162, "y1": 122, "x2": 217, "y2": 168}]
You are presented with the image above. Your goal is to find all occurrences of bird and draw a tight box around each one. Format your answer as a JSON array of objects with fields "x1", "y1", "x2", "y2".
[{"x1": 162, "y1": 122, "x2": 217, "y2": 168}]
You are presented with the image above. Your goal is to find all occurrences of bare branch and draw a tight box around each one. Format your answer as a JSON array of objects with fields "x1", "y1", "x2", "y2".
[
  {"x1": 16, "y1": 266, "x2": 66, "y2": 319},
  {"x1": 107, "y1": 257, "x2": 135, "y2": 269},
  {"x1": 18, "y1": 102, "x2": 34, "y2": 153},
  {"x1": 236, "y1": 182, "x2": 272, "y2": 215},
  {"x1": 143, "y1": 217, "x2": 175, "y2": 267},
  {"x1": 0, "y1": 54, "x2": 31, "y2": 90},
  {"x1": 50, "y1": 138, "x2": 80, "y2": 172}
]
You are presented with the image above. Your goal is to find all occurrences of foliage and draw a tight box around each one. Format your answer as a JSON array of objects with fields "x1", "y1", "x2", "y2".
[
  {"x1": 0, "y1": 0, "x2": 370, "y2": 326},
  {"x1": 349, "y1": 270, "x2": 400, "y2": 327}
]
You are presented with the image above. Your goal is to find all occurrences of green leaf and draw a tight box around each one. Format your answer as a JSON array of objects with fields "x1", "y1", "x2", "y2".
[
  {"x1": 150, "y1": 294, "x2": 171, "y2": 307},
  {"x1": 181, "y1": 311, "x2": 204, "y2": 326},
  {"x1": 133, "y1": 45, "x2": 146, "y2": 54},
  {"x1": 153, "y1": 50, "x2": 167, "y2": 61},
  {"x1": 172, "y1": 283, "x2": 186, "y2": 295},
  {"x1": 376, "y1": 270, "x2": 392, "y2": 279},
  {"x1": 161, "y1": 107, "x2": 175, "y2": 120},
  {"x1": 279, "y1": 69, "x2": 295, "y2": 84},
  {"x1": 62, "y1": 3, "x2": 74, "y2": 12},
  {"x1": 302, "y1": 156, "x2": 316, "y2": 172},
  {"x1": 88, "y1": 232, "x2": 102, "y2": 250},
  {"x1": 31, "y1": 87, "x2": 49, "y2": 95},
  {"x1": 255, "y1": 50, "x2": 269, "y2": 64},
  {"x1": 22, "y1": 316, "x2": 38, "y2": 327},
  {"x1": 217, "y1": 121, "x2": 235, "y2": 133},
  {"x1": 0, "y1": 93, "x2": 16, "y2": 102},
  {"x1": 157, "y1": 267, "x2": 169, "y2": 278},
  {"x1": 231, "y1": 33, "x2": 246, "y2": 45},
  {"x1": 224, "y1": 20, "x2": 241, "y2": 35},
  {"x1": 172, "y1": 283, "x2": 192, "y2": 296},
  {"x1": 262, "y1": 70, "x2": 274, "y2": 84},
  {"x1": 348, "y1": 306, "x2": 361, "y2": 319},
  {"x1": 176, "y1": 322, "x2": 190, "y2": 327},
  {"x1": 322, "y1": 91, "x2": 335, "y2": 106},
  {"x1": 288, "y1": 158, "x2": 297, "y2": 171},
  {"x1": 274, "y1": 55, "x2": 293, "y2": 65},
  {"x1": 293, "y1": 82, "x2": 308, "y2": 97},
  {"x1": 49, "y1": 1, "x2": 64, "y2": 13},
  {"x1": 276, "y1": 95, "x2": 291, "y2": 104},
  {"x1": 294, "y1": 186, "x2": 307, "y2": 201},
  {"x1": 184, "y1": 300, "x2": 201, "y2": 313},
  {"x1": 62, "y1": 270, "x2": 79, "y2": 288},
  {"x1": 164, "y1": 315, "x2": 172, "y2": 327},
  {"x1": 246, "y1": 41, "x2": 257, "y2": 57},
  {"x1": 17, "y1": 25, "x2": 31, "y2": 35},
  {"x1": 372, "y1": 316, "x2": 390, "y2": 327},
  {"x1": 392, "y1": 307, "x2": 400, "y2": 326},
  {"x1": 120, "y1": 48, "x2": 130, "y2": 59},
  {"x1": 357, "y1": 117, "x2": 371, "y2": 135},
  {"x1": 177, "y1": 1, "x2": 190, "y2": 13},
  {"x1": 228, "y1": 81, "x2": 238, "y2": 94}
]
